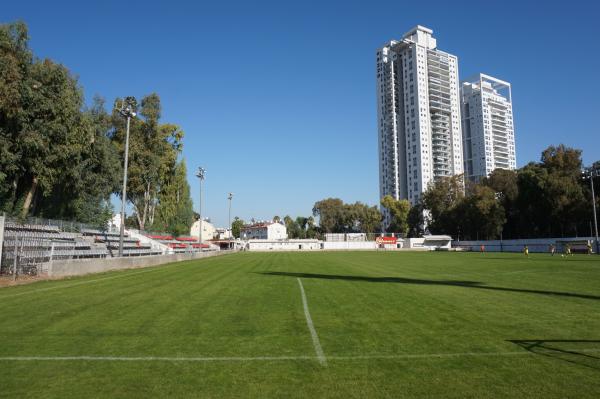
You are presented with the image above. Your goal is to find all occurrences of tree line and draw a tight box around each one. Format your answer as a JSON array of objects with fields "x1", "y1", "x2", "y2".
[
  {"x1": 0, "y1": 22, "x2": 194, "y2": 235},
  {"x1": 422, "y1": 145, "x2": 599, "y2": 240},
  {"x1": 230, "y1": 145, "x2": 599, "y2": 240}
]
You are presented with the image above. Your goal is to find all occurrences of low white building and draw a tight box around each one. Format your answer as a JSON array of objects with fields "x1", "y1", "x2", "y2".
[
  {"x1": 190, "y1": 219, "x2": 216, "y2": 242},
  {"x1": 215, "y1": 228, "x2": 233, "y2": 240},
  {"x1": 404, "y1": 235, "x2": 452, "y2": 250},
  {"x1": 241, "y1": 222, "x2": 287, "y2": 240},
  {"x1": 245, "y1": 239, "x2": 321, "y2": 251}
]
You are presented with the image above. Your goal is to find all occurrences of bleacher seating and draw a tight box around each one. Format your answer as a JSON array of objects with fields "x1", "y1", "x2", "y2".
[
  {"x1": 0, "y1": 220, "x2": 171, "y2": 276},
  {"x1": 145, "y1": 235, "x2": 210, "y2": 253},
  {"x1": 81, "y1": 229, "x2": 162, "y2": 257}
]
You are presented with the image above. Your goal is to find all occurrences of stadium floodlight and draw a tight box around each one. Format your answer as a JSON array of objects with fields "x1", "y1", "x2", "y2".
[
  {"x1": 196, "y1": 167, "x2": 206, "y2": 244},
  {"x1": 582, "y1": 167, "x2": 600, "y2": 254},
  {"x1": 227, "y1": 193, "x2": 233, "y2": 242},
  {"x1": 116, "y1": 97, "x2": 137, "y2": 257}
]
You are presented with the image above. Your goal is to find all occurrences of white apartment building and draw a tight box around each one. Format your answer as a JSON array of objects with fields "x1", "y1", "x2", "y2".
[
  {"x1": 377, "y1": 26, "x2": 463, "y2": 220},
  {"x1": 190, "y1": 219, "x2": 216, "y2": 242},
  {"x1": 461, "y1": 74, "x2": 516, "y2": 180},
  {"x1": 241, "y1": 221, "x2": 288, "y2": 240}
]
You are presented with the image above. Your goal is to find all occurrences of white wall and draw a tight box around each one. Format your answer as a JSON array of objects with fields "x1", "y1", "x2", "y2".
[
  {"x1": 246, "y1": 240, "x2": 320, "y2": 251},
  {"x1": 44, "y1": 250, "x2": 233, "y2": 278},
  {"x1": 267, "y1": 223, "x2": 288, "y2": 240},
  {"x1": 323, "y1": 241, "x2": 378, "y2": 250},
  {"x1": 453, "y1": 237, "x2": 596, "y2": 253},
  {"x1": 190, "y1": 220, "x2": 216, "y2": 241}
]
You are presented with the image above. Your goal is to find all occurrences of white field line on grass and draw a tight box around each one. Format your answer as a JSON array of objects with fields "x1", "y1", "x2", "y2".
[
  {"x1": 0, "y1": 267, "x2": 164, "y2": 299},
  {"x1": 2, "y1": 349, "x2": 599, "y2": 362},
  {"x1": 297, "y1": 278, "x2": 327, "y2": 366}
]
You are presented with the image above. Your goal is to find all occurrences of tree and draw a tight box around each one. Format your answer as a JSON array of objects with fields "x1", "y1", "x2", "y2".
[
  {"x1": 111, "y1": 94, "x2": 184, "y2": 230},
  {"x1": 422, "y1": 174, "x2": 465, "y2": 236},
  {"x1": 312, "y1": 198, "x2": 345, "y2": 233},
  {"x1": 0, "y1": 22, "x2": 117, "y2": 221},
  {"x1": 152, "y1": 159, "x2": 194, "y2": 235},
  {"x1": 460, "y1": 183, "x2": 506, "y2": 240},
  {"x1": 305, "y1": 216, "x2": 320, "y2": 239},
  {"x1": 407, "y1": 201, "x2": 425, "y2": 237},
  {"x1": 482, "y1": 169, "x2": 518, "y2": 238},
  {"x1": 357, "y1": 204, "x2": 382, "y2": 234},
  {"x1": 231, "y1": 217, "x2": 244, "y2": 238},
  {"x1": 283, "y1": 215, "x2": 300, "y2": 238},
  {"x1": 380, "y1": 195, "x2": 409, "y2": 235}
]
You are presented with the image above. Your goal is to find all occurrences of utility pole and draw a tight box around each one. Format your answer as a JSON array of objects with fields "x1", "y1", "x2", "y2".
[
  {"x1": 116, "y1": 97, "x2": 137, "y2": 257},
  {"x1": 228, "y1": 193, "x2": 233, "y2": 242},
  {"x1": 196, "y1": 167, "x2": 206, "y2": 244},
  {"x1": 583, "y1": 167, "x2": 599, "y2": 254}
]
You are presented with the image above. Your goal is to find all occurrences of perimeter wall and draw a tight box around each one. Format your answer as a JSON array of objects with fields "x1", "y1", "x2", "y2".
[{"x1": 44, "y1": 250, "x2": 234, "y2": 278}]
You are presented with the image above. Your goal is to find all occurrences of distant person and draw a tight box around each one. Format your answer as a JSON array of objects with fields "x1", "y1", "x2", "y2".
[
  {"x1": 523, "y1": 245, "x2": 529, "y2": 258},
  {"x1": 587, "y1": 241, "x2": 593, "y2": 255},
  {"x1": 549, "y1": 244, "x2": 556, "y2": 256},
  {"x1": 480, "y1": 244, "x2": 485, "y2": 254},
  {"x1": 564, "y1": 243, "x2": 572, "y2": 257}
]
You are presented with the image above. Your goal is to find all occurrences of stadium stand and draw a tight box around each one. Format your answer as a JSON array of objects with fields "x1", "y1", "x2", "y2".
[
  {"x1": 144, "y1": 234, "x2": 211, "y2": 253},
  {"x1": 81, "y1": 229, "x2": 162, "y2": 257},
  {"x1": 0, "y1": 219, "x2": 166, "y2": 276}
]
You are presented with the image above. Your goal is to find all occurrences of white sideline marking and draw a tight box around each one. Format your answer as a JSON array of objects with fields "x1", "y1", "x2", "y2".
[
  {"x1": 0, "y1": 267, "x2": 163, "y2": 299},
  {"x1": 297, "y1": 278, "x2": 327, "y2": 366},
  {"x1": 0, "y1": 355, "x2": 314, "y2": 362},
  {"x1": 1, "y1": 349, "x2": 599, "y2": 362}
]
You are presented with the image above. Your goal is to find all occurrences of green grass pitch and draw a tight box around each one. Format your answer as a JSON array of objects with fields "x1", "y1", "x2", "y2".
[{"x1": 1, "y1": 251, "x2": 599, "y2": 398}]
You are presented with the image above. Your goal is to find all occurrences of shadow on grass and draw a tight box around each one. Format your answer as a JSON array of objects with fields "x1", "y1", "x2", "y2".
[
  {"x1": 509, "y1": 339, "x2": 600, "y2": 370},
  {"x1": 476, "y1": 256, "x2": 600, "y2": 261},
  {"x1": 258, "y1": 272, "x2": 600, "y2": 301}
]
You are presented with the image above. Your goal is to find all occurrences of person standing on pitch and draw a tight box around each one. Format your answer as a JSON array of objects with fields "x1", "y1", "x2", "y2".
[
  {"x1": 523, "y1": 245, "x2": 529, "y2": 258},
  {"x1": 549, "y1": 244, "x2": 556, "y2": 256},
  {"x1": 587, "y1": 241, "x2": 593, "y2": 255}
]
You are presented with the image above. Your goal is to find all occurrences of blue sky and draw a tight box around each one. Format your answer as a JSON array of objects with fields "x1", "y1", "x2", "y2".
[{"x1": 4, "y1": 1, "x2": 600, "y2": 227}]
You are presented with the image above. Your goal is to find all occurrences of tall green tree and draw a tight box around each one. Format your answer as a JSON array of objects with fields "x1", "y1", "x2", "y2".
[
  {"x1": 380, "y1": 195, "x2": 409, "y2": 235},
  {"x1": 459, "y1": 183, "x2": 506, "y2": 240},
  {"x1": 231, "y1": 217, "x2": 244, "y2": 238},
  {"x1": 152, "y1": 159, "x2": 194, "y2": 236},
  {"x1": 481, "y1": 169, "x2": 518, "y2": 238},
  {"x1": 407, "y1": 201, "x2": 425, "y2": 237},
  {"x1": 312, "y1": 198, "x2": 345, "y2": 233},
  {"x1": 111, "y1": 94, "x2": 184, "y2": 230},
  {"x1": 422, "y1": 174, "x2": 465, "y2": 236},
  {"x1": 0, "y1": 22, "x2": 119, "y2": 221}
]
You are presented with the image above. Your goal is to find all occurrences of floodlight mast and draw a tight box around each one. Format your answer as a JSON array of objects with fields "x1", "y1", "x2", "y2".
[
  {"x1": 228, "y1": 193, "x2": 233, "y2": 241},
  {"x1": 116, "y1": 97, "x2": 137, "y2": 257},
  {"x1": 583, "y1": 167, "x2": 600, "y2": 255},
  {"x1": 196, "y1": 167, "x2": 206, "y2": 244}
]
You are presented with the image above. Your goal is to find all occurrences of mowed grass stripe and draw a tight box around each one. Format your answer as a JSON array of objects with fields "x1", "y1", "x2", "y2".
[
  {"x1": 0, "y1": 253, "x2": 237, "y2": 300},
  {"x1": 1, "y1": 251, "x2": 600, "y2": 398},
  {"x1": 0, "y1": 253, "x2": 313, "y2": 358}
]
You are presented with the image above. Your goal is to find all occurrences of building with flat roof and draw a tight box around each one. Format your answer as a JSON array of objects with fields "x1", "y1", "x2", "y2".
[
  {"x1": 461, "y1": 73, "x2": 516, "y2": 180},
  {"x1": 376, "y1": 26, "x2": 463, "y2": 226},
  {"x1": 241, "y1": 221, "x2": 287, "y2": 240}
]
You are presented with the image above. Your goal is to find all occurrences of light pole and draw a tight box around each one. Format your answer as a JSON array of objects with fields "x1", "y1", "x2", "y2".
[
  {"x1": 227, "y1": 192, "x2": 233, "y2": 240},
  {"x1": 583, "y1": 167, "x2": 600, "y2": 254},
  {"x1": 196, "y1": 167, "x2": 206, "y2": 244},
  {"x1": 116, "y1": 97, "x2": 137, "y2": 257}
]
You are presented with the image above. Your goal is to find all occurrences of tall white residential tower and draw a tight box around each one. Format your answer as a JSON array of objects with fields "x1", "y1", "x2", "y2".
[
  {"x1": 376, "y1": 26, "x2": 463, "y2": 221},
  {"x1": 461, "y1": 74, "x2": 516, "y2": 180}
]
